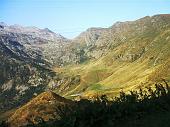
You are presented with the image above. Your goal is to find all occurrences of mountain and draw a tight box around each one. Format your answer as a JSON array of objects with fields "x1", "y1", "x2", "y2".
[
  {"x1": 0, "y1": 23, "x2": 71, "y2": 65},
  {"x1": 53, "y1": 14, "x2": 170, "y2": 98},
  {"x1": 0, "y1": 23, "x2": 67, "y2": 43},
  {"x1": 0, "y1": 24, "x2": 58, "y2": 113},
  {"x1": 0, "y1": 14, "x2": 170, "y2": 126},
  {"x1": 0, "y1": 22, "x2": 83, "y2": 121}
]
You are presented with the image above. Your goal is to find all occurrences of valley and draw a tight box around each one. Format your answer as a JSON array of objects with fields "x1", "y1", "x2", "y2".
[
  {"x1": 53, "y1": 14, "x2": 170, "y2": 99},
  {"x1": 0, "y1": 14, "x2": 170, "y2": 126}
]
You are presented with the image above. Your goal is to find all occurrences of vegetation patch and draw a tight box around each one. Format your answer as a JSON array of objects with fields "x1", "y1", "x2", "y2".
[
  {"x1": 2, "y1": 81, "x2": 170, "y2": 127},
  {"x1": 87, "y1": 84, "x2": 103, "y2": 91}
]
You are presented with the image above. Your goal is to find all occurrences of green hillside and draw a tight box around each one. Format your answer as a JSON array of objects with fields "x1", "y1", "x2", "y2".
[{"x1": 53, "y1": 14, "x2": 170, "y2": 99}]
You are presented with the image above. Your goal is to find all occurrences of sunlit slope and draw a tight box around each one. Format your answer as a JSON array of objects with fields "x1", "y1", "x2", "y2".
[
  {"x1": 55, "y1": 15, "x2": 170, "y2": 97},
  {"x1": 7, "y1": 91, "x2": 75, "y2": 127}
]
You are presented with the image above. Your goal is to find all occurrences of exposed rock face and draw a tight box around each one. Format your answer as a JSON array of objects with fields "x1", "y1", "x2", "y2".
[
  {"x1": 0, "y1": 27, "x2": 56, "y2": 112},
  {"x1": 1, "y1": 14, "x2": 170, "y2": 67},
  {"x1": 70, "y1": 14, "x2": 170, "y2": 62},
  {"x1": 0, "y1": 24, "x2": 67, "y2": 43},
  {"x1": 0, "y1": 23, "x2": 72, "y2": 65}
]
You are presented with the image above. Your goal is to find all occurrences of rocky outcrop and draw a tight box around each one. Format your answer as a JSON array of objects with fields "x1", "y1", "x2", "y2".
[
  {"x1": 0, "y1": 28, "x2": 56, "y2": 112},
  {"x1": 0, "y1": 23, "x2": 67, "y2": 43}
]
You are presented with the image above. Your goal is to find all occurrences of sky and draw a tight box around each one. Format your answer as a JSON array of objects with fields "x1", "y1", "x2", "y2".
[{"x1": 0, "y1": 0, "x2": 170, "y2": 39}]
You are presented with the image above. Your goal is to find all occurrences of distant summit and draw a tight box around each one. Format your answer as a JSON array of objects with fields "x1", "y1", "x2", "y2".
[{"x1": 0, "y1": 23, "x2": 68, "y2": 42}]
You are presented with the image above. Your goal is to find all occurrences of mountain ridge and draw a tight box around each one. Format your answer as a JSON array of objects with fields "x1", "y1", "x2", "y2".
[
  {"x1": 0, "y1": 14, "x2": 170, "y2": 124},
  {"x1": 51, "y1": 14, "x2": 170, "y2": 98}
]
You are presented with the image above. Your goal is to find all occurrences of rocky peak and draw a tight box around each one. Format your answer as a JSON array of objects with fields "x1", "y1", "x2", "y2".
[
  {"x1": 43, "y1": 28, "x2": 53, "y2": 33},
  {"x1": 74, "y1": 27, "x2": 108, "y2": 46},
  {"x1": 0, "y1": 23, "x2": 69, "y2": 44},
  {"x1": 0, "y1": 22, "x2": 7, "y2": 29}
]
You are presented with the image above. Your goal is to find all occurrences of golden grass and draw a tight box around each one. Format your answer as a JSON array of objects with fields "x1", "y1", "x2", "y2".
[{"x1": 53, "y1": 30, "x2": 170, "y2": 99}]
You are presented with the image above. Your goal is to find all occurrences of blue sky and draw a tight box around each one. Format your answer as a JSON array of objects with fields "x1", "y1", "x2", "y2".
[{"x1": 1, "y1": 0, "x2": 170, "y2": 38}]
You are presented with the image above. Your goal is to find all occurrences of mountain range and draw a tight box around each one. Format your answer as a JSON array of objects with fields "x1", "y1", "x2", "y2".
[{"x1": 0, "y1": 14, "x2": 170, "y2": 126}]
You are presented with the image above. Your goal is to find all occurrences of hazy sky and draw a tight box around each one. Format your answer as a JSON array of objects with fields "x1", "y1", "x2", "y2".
[{"x1": 1, "y1": 0, "x2": 170, "y2": 38}]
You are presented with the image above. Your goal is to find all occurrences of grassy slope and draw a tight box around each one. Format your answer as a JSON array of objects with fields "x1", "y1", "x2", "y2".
[
  {"x1": 7, "y1": 91, "x2": 75, "y2": 127},
  {"x1": 54, "y1": 29, "x2": 170, "y2": 99}
]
